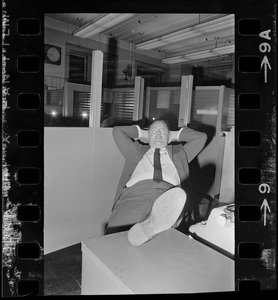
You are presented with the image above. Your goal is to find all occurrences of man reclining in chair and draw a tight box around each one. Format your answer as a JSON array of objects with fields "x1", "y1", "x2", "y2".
[{"x1": 105, "y1": 120, "x2": 207, "y2": 246}]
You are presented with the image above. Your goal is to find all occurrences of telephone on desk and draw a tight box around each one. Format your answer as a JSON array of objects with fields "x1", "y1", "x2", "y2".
[{"x1": 189, "y1": 204, "x2": 235, "y2": 257}]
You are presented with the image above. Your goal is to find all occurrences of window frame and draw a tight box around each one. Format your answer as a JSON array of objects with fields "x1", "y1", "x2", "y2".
[{"x1": 65, "y1": 44, "x2": 92, "y2": 85}]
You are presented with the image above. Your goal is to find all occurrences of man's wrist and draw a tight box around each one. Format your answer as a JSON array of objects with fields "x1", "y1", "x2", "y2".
[
  {"x1": 137, "y1": 126, "x2": 149, "y2": 140},
  {"x1": 141, "y1": 129, "x2": 149, "y2": 141}
]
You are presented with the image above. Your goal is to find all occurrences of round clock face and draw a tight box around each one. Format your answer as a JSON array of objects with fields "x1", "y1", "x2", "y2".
[{"x1": 47, "y1": 47, "x2": 60, "y2": 63}]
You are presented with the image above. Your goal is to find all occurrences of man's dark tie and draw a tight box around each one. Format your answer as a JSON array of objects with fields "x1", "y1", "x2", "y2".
[{"x1": 153, "y1": 148, "x2": 163, "y2": 182}]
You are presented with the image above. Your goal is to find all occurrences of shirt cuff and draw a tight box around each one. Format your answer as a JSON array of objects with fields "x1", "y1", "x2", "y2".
[
  {"x1": 135, "y1": 125, "x2": 142, "y2": 138},
  {"x1": 176, "y1": 127, "x2": 184, "y2": 140}
]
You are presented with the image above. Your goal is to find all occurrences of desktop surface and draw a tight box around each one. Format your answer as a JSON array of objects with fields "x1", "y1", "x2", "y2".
[{"x1": 81, "y1": 228, "x2": 234, "y2": 294}]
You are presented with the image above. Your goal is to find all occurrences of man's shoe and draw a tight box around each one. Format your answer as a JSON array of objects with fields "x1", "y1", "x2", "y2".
[{"x1": 127, "y1": 187, "x2": 187, "y2": 246}]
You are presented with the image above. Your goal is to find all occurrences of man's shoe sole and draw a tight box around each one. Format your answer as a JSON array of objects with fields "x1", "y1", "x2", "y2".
[{"x1": 127, "y1": 187, "x2": 186, "y2": 246}]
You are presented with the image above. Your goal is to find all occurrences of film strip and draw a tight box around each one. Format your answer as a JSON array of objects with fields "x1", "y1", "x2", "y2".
[{"x1": 2, "y1": 0, "x2": 276, "y2": 296}]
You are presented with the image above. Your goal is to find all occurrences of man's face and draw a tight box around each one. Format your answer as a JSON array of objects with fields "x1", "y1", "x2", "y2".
[{"x1": 148, "y1": 121, "x2": 170, "y2": 149}]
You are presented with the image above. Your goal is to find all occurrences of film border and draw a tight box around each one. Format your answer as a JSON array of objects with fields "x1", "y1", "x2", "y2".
[{"x1": 2, "y1": 0, "x2": 277, "y2": 296}]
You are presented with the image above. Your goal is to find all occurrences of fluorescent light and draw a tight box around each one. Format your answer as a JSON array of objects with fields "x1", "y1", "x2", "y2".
[
  {"x1": 196, "y1": 109, "x2": 218, "y2": 115},
  {"x1": 136, "y1": 14, "x2": 234, "y2": 50},
  {"x1": 162, "y1": 56, "x2": 189, "y2": 64},
  {"x1": 213, "y1": 44, "x2": 235, "y2": 55},
  {"x1": 73, "y1": 13, "x2": 135, "y2": 38},
  {"x1": 162, "y1": 45, "x2": 234, "y2": 64},
  {"x1": 186, "y1": 49, "x2": 216, "y2": 59}
]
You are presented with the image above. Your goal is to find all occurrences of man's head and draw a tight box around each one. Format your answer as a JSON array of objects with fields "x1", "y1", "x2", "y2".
[{"x1": 148, "y1": 120, "x2": 170, "y2": 149}]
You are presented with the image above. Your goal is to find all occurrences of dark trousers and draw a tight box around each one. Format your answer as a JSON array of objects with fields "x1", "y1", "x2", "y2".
[
  {"x1": 105, "y1": 224, "x2": 132, "y2": 235},
  {"x1": 105, "y1": 179, "x2": 175, "y2": 234}
]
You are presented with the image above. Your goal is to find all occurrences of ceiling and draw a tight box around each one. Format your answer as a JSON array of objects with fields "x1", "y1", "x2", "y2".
[{"x1": 45, "y1": 13, "x2": 234, "y2": 67}]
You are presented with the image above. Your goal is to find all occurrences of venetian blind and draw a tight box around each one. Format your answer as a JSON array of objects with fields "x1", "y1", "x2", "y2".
[
  {"x1": 73, "y1": 91, "x2": 90, "y2": 117},
  {"x1": 45, "y1": 89, "x2": 64, "y2": 115},
  {"x1": 112, "y1": 89, "x2": 134, "y2": 121}
]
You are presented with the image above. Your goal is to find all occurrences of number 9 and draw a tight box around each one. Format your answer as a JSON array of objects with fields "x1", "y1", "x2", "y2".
[
  {"x1": 259, "y1": 42, "x2": 271, "y2": 53},
  {"x1": 259, "y1": 183, "x2": 270, "y2": 194}
]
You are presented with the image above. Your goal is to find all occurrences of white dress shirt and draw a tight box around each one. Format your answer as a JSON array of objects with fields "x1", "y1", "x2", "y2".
[{"x1": 126, "y1": 147, "x2": 181, "y2": 187}]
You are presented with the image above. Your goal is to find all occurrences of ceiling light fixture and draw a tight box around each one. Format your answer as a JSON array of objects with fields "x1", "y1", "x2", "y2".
[
  {"x1": 136, "y1": 14, "x2": 234, "y2": 50},
  {"x1": 162, "y1": 44, "x2": 235, "y2": 64},
  {"x1": 138, "y1": 15, "x2": 158, "y2": 25},
  {"x1": 72, "y1": 13, "x2": 135, "y2": 38}
]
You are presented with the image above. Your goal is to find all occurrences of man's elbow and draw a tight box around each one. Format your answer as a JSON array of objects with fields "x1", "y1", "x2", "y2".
[
  {"x1": 112, "y1": 126, "x2": 121, "y2": 137},
  {"x1": 113, "y1": 126, "x2": 124, "y2": 144},
  {"x1": 199, "y1": 132, "x2": 207, "y2": 148},
  {"x1": 201, "y1": 132, "x2": 207, "y2": 142}
]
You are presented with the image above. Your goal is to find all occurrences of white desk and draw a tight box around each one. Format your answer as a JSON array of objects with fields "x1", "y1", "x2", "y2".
[{"x1": 81, "y1": 229, "x2": 234, "y2": 294}]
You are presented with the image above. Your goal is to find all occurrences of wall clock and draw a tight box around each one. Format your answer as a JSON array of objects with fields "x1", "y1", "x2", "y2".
[{"x1": 45, "y1": 44, "x2": 61, "y2": 65}]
